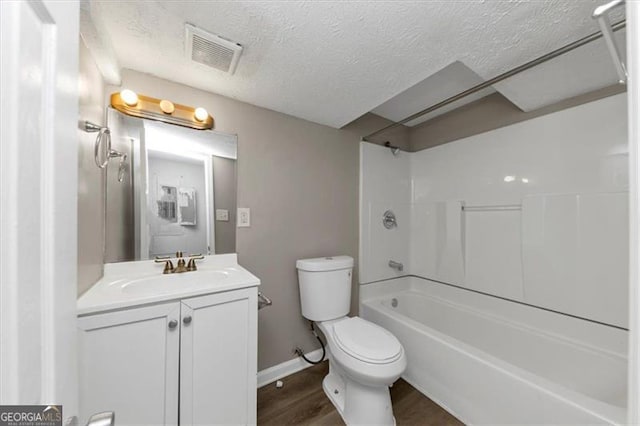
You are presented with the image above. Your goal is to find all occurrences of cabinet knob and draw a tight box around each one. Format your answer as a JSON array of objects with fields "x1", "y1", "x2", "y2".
[
  {"x1": 168, "y1": 320, "x2": 178, "y2": 329},
  {"x1": 183, "y1": 315, "x2": 192, "y2": 325}
]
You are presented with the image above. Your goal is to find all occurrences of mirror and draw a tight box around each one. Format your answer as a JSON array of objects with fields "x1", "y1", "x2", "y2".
[{"x1": 105, "y1": 108, "x2": 237, "y2": 262}]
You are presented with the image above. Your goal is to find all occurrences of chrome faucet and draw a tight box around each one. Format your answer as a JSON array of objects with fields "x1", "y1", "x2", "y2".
[{"x1": 388, "y1": 260, "x2": 404, "y2": 272}]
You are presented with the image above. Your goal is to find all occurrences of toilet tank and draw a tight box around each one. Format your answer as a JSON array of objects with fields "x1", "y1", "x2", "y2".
[{"x1": 296, "y1": 256, "x2": 354, "y2": 321}]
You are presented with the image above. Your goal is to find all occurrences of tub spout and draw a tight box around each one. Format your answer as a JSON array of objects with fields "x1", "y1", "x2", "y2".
[{"x1": 388, "y1": 260, "x2": 404, "y2": 272}]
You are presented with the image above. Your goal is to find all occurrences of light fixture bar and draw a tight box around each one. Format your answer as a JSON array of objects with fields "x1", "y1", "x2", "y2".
[{"x1": 110, "y1": 91, "x2": 214, "y2": 130}]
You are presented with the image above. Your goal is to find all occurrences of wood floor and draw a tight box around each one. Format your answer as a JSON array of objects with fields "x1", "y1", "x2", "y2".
[{"x1": 257, "y1": 361, "x2": 463, "y2": 426}]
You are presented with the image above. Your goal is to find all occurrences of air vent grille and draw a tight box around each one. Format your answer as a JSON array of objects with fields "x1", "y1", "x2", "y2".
[{"x1": 185, "y1": 24, "x2": 243, "y2": 74}]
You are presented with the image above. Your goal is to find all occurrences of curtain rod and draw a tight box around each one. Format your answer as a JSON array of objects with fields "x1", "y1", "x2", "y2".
[{"x1": 363, "y1": 19, "x2": 626, "y2": 141}]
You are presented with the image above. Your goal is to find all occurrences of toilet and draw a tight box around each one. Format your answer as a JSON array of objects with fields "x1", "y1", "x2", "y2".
[{"x1": 296, "y1": 256, "x2": 407, "y2": 425}]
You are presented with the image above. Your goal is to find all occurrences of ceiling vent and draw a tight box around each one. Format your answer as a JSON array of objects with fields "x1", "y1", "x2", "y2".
[{"x1": 185, "y1": 24, "x2": 243, "y2": 74}]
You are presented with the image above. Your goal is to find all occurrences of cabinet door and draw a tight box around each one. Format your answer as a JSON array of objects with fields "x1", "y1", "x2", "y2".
[
  {"x1": 78, "y1": 302, "x2": 181, "y2": 426},
  {"x1": 180, "y1": 288, "x2": 258, "y2": 425}
]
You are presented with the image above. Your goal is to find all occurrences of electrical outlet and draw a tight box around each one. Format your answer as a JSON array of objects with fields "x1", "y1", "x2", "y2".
[
  {"x1": 237, "y1": 208, "x2": 250, "y2": 227},
  {"x1": 215, "y1": 209, "x2": 229, "y2": 221}
]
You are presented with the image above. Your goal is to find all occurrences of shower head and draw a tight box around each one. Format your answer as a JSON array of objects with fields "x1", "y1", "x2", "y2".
[{"x1": 384, "y1": 141, "x2": 400, "y2": 155}]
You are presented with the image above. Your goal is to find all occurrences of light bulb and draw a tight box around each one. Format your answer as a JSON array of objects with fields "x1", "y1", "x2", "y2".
[
  {"x1": 194, "y1": 107, "x2": 208, "y2": 122},
  {"x1": 159, "y1": 100, "x2": 175, "y2": 114},
  {"x1": 120, "y1": 89, "x2": 138, "y2": 106}
]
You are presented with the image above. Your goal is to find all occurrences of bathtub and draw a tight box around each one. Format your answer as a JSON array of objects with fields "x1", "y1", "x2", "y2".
[{"x1": 360, "y1": 276, "x2": 628, "y2": 425}]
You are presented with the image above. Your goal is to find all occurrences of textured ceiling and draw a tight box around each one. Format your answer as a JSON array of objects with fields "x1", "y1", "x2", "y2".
[{"x1": 88, "y1": 0, "x2": 625, "y2": 129}]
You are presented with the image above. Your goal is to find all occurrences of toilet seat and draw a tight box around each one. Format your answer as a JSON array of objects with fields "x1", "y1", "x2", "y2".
[{"x1": 332, "y1": 317, "x2": 402, "y2": 364}]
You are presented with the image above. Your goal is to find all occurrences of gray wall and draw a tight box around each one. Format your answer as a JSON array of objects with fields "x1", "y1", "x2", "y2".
[
  {"x1": 212, "y1": 156, "x2": 237, "y2": 254},
  {"x1": 345, "y1": 111, "x2": 412, "y2": 151},
  {"x1": 102, "y1": 69, "x2": 407, "y2": 370},
  {"x1": 77, "y1": 38, "x2": 105, "y2": 295},
  {"x1": 409, "y1": 85, "x2": 626, "y2": 151},
  {"x1": 104, "y1": 110, "x2": 136, "y2": 263}
]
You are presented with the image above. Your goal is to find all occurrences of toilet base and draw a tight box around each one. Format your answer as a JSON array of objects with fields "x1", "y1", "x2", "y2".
[
  {"x1": 322, "y1": 363, "x2": 396, "y2": 426},
  {"x1": 322, "y1": 371, "x2": 346, "y2": 413}
]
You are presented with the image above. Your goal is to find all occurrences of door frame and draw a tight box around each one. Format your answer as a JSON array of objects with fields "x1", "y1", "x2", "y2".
[
  {"x1": 0, "y1": 0, "x2": 79, "y2": 420},
  {"x1": 628, "y1": 1, "x2": 640, "y2": 423}
]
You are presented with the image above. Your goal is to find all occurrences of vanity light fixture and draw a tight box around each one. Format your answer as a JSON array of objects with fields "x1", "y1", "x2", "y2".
[
  {"x1": 120, "y1": 89, "x2": 139, "y2": 106},
  {"x1": 194, "y1": 107, "x2": 209, "y2": 122},
  {"x1": 110, "y1": 91, "x2": 214, "y2": 130}
]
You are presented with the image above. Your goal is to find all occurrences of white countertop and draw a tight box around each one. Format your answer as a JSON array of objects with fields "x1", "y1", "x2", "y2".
[{"x1": 78, "y1": 254, "x2": 260, "y2": 316}]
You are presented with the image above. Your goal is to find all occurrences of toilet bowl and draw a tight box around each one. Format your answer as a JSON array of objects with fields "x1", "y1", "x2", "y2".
[
  {"x1": 317, "y1": 316, "x2": 407, "y2": 425},
  {"x1": 297, "y1": 256, "x2": 407, "y2": 425}
]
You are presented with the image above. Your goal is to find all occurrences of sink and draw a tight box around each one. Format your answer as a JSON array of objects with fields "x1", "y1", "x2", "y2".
[
  {"x1": 117, "y1": 270, "x2": 230, "y2": 295},
  {"x1": 77, "y1": 254, "x2": 261, "y2": 315}
]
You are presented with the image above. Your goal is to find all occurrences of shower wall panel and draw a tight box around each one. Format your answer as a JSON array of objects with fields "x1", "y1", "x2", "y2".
[{"x1": 360, "y1": 93, "x2": 629, "y2": 328}]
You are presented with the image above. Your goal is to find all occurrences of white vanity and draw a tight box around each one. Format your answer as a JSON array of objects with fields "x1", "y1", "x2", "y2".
[{"x1": 77, "y1": 254, "x2": 259, "y2": 426}]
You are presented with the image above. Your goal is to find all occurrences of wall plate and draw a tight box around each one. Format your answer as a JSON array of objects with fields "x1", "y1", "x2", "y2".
[
  {"x1": 216, "y1": 209, "x2": 229, "y2": 221},
  {"x1": 237, "y1": 208, "x2": 250, "y2": 227}
]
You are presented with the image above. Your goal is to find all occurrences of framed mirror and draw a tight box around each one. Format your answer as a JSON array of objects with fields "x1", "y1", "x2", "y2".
[{"x1": 105, "y1": 108, "x2": 237, "y2": 262}]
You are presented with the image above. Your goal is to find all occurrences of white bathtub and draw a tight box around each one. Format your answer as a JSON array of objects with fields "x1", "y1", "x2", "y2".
[{"x1": 360, "y1": 276, "x2": 628, "y2": 425}]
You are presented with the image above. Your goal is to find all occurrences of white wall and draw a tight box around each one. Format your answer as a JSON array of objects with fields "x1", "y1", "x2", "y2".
[
  {"x1": 626, "y1": 1, "x2": 640, "y2": 420},
  {"x1": 359, "y1": 145, "x2": 411, "y2": 283},
  {"x1": 361, "y1": 93, "x2": 629, "y2": 328}
]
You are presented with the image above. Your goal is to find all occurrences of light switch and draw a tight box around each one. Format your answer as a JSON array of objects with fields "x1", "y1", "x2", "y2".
[
  {"x1": 237, "y1": 208, "x2": 250, "y2": 227},
  {"x1": 216, "y1": 209, "x2": 229, "y2": 221}
]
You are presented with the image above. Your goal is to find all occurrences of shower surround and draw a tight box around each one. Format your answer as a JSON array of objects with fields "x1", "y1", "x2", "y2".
[{"x1": 359, "y1": 93, "x2": 629, "y2": 424}]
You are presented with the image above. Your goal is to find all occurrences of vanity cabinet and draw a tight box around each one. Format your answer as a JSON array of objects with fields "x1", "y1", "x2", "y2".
[
  {"x1": 78, "y1": 287, "x2": 257, "y2": 426},
  {"x1": 78, "y1": 302, "x2": 180, "y2": 425},
  {"x1": 180, "y1": 290, "x2": 257, "y2": 425}
]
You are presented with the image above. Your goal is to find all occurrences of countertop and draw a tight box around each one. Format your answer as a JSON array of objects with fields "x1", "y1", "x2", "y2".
[{"x1": 77, "y1": 254, "x2": 260, "y2": 315}]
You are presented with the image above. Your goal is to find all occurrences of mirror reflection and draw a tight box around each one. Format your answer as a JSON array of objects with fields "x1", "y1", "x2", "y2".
[{"x1": 105, "y1": 109, "x2": 237, "y2": 262}]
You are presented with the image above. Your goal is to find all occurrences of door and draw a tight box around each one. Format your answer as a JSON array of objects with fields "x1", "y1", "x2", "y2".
[
  {"x1": 628, "y1": 1, "x2": 640, "y2": 423},
  {"x1": 77, "y1": 303, "x2": 181, "y2": 425},
  {"x1": 180, "y1": 288, "x2": 258, "y2": 425},
  {"x1": 0, "y1": 0, "x2": 80, "y2": 423}
]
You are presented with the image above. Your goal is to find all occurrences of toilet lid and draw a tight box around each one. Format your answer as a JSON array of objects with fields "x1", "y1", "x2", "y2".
[{"x1": 332, "y1": 317, "x2": 402, "y2": 364}]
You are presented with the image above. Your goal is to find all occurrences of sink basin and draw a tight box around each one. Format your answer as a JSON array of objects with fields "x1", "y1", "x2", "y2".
[
  {"x1": 117, "y1": 270, "x2": 230, "y2": 295},
  {"x1": 77, "y1": 254, "x2": 261, "y2": 315}
]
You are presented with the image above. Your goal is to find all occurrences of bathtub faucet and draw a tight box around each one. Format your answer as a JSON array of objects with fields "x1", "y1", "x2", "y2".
[{"x1": 388, "y1": 260, "x2": 404, "y2": 272}]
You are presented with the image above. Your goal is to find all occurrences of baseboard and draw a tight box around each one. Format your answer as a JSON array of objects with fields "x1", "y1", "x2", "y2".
[{"x1": 257, "y1": 348, "x2": 324, "y2": 388}]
